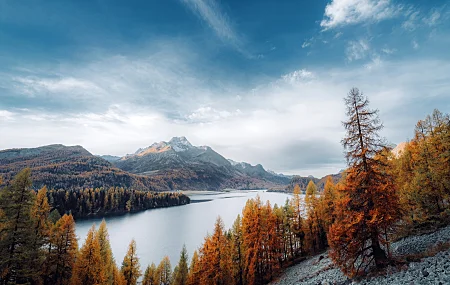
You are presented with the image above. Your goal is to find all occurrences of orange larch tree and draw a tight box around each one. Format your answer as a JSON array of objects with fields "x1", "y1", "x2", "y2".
[{"x1": 328, "y1": 88, "x2": 401, "y2": 277}]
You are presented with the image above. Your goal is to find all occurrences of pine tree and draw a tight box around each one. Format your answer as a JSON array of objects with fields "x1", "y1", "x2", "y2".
[
  {"x1": 157, "y1": 256, "x2": 172, "y2": 285},
  {"x1": 71, "y1": 225, "x2": 105, "y2": 285},
  {"x1": 230, "y1": 215, "x2": 244, "y2": 285},
  {"x1": 44, "y1": 214, "x2": 78, "y2": 285},
  {"x1": 328, "y1": 88, "x2": 401, "y2": 276},
  {"x1": 0, "y1": 168, "x2": 40, "y2": 284},
  {"x1": 187, "y1": 251, "x2": 200, "y2": 285},
  {"x1": 173, "y1": 245, "x2": 188, "y2": 285},
  {"x1": 112, "y1": 264, "x2": 126, "y2": 285},
  {"x1": 121, "y1": 239, "x2": 141, "y2": 285},
  {"x1": 317, "y1": 176, "x2": 338, "y2": 232},
  {"x1": 290, "y1": 185, "x2": 304, "y2": 256},
  {"x1": 97, "y1": 220, "x2": 115, "y2": 284},
  {"x1": 142, "y1": 263, "x2": 157, "y2": 285}
]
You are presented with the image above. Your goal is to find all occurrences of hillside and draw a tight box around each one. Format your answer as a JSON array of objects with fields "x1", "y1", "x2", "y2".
[
  {"x1": 0, "y1": 144, "x2": 171, "y2": 191},
  {"x1": 275, "y1": 172, "x2": 343, "y2": 193},
  {"x1": 112, "y1": 137, "x2": 291, "y2": 190}
]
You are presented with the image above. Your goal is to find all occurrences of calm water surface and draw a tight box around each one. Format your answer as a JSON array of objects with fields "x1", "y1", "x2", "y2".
[{"x1": 75, "y1": 190, "x2": 292, "y2": 267}]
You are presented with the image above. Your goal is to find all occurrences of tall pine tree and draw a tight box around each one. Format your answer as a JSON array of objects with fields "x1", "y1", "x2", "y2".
[{"x1": 328, "y1": 88, "x2": 401, "y2": 276}]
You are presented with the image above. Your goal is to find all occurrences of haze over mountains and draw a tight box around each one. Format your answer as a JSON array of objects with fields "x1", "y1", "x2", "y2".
[
  {"x1": 0, "y1": 136, "x2": 345, "y2": 192},
  {"x1": 106, "y1": 136, "x2": 293, "y2": 189}
]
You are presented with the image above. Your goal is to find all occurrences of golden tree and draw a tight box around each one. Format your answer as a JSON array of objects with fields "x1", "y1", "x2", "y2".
[
  {"x1": 71, "y1": 225, "x2": 105, "y2": 285},
  {"x1": 121, "y1": 239, "x2": 141, "y2": 285},
  {"x1": 97, "y1": 220, "x2": 115, "y2": 284},
  {"x1": 328, "y1": 88, "x2": 401, "y2": 276},
  {"x1": 187, "y1": 250, "x2": 200, "y2": 285},
  {"x1": 157, "y1": 256, "x2": 172, "y2": 285},
  {"x1": 173, "y1": 245, "x2": 189, "y2": 285},
  {"x1": 44, "y1": 214, "x2": 78, "y2": 285},
  {"x1": 142, "y1": 263, "x2": 157, "y2": 285}
]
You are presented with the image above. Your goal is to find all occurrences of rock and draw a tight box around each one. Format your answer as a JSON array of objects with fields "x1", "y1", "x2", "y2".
[{"x1": 422, "y1": 269, "x2": 429, "y2": 277}]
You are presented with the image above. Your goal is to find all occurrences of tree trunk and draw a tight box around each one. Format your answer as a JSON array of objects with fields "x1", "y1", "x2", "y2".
[{"x1": 371, "y1": 232, "x2": 387, "y2": 268}]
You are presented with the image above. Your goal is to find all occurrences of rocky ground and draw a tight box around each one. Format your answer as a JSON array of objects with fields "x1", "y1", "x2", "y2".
[{"x1": 271, "y1": 225, "x2": 450, "y2": 285}]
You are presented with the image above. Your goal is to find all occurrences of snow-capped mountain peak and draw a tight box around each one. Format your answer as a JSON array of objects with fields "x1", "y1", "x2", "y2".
[{"x1": 168, "y1": 136, "x2": 193, "y2": 152}]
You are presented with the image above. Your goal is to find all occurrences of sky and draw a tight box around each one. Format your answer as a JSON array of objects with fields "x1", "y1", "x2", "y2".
[{"x1": 1, "y1": 0, "x2": 449, "y2": 177}]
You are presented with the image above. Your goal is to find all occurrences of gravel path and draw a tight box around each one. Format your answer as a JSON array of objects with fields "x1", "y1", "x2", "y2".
[{"x1": 271, "y1": 225, "x2": 450, "y2": 285}]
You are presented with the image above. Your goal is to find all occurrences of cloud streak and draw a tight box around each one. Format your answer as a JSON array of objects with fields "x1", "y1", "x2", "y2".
[
  {"x1": 320, "y1": 0, "x2": 400, "y2": 29},
  {"x1": 180, "y1": 0, "x2": 249, "y2": 56}
]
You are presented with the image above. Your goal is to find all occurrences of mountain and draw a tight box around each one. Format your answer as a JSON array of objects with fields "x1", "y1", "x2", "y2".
[
  {"x1": 98, "y1": 155, "x2": 121, "y2": 162},
  {"x1": 113, "y1": 137, "x2": 291, "y2": 190},
  {"x1": 0, "y1": 144, "x2": 171, "y2": 191},
  {"x1": 392, "y1": 142, "x2": 407, "y2": 158},
  {"x1": 283, "y1": 172, "x2": 343, "y2": 193}
]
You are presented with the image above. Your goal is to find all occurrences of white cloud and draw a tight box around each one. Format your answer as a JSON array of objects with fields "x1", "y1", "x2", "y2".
[
  {"x1": 301, "y1": 41, "x2": 311, "y2": 48},
  {"x1": 402, "y1": 10, "x2": 420, "y2": 31},
  {"x1": 281, "y1": 69, "x2": 315, "y2": 83},
  {"x1": 334, "y1": 32, "x2": 343, "y2": 39},
  {"x1": 320, "y1": 0, "x2": 399, "y2": 29},
  {"x1": 402, "y1": 6, "x2": 445, "y2": 31},
  {"x1": 412, "y1": 40, "x2": 419, "y2": 50},
  {"x1": 423, "y1": 8, "x2": 441, "y2": 27},
  {"x1": 180, "y1": 0, "x2": 248, "y2": 55},
  {"x1": 187, "y1": 107, "x2": 242, "y2": 123},
  {"x1": 0, "y1": 110, "x2": 15, "y2": 121},
  {"x1": 381, "y1": 48, "x2": 396, "y2": 54},
  {"x1": 346, "y1": 39, "x2": 370, "y2": 61},
  {"x1": 13, "y1": 77, "x2": 103, "y2": 98}
]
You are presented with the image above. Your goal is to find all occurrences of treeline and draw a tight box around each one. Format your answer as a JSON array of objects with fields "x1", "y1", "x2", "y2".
[
  {"x1": 392, "y1": 108, "x2": 450, "y2": 226},
  {"x1": 1, "y1": 89, "x2": 449, "y2": 284},
  {"x1": 48, "y1": 187, "x2": 190, "y2": 219}
]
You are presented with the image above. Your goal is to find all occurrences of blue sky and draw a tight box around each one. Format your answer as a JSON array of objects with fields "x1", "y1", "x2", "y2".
[{"x1": 1, "y1": 0, "x2": 449, "y2": 176}]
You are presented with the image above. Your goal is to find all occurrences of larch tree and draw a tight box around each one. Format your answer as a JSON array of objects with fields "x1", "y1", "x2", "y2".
[
  {"x1": 289, "y1": 185, "x2": 304, "y2": 256},
  {"x1": 187, "y1": 250, "x2": 200, "y2": 285},
  {"x1": 230, "y1": 215, "x2": 244, "y2": 285},
  {"x1": 45, "y1": 214, "x2": 78, "y2": 285},
  {"x1": 97, "y1": 220, "x2": 115, "y2": 284},
  {"x1": 112, "y1": 263, "x2": 126, "y2": 285},
  {"x1": 121, "y1": 239, "x2": 141, "y2": 285},
  {"x1": 317, "y1": 176, "x2": 338, "y2": 233},
  {"x1": 142, "y1": 263, "x2": 157, "y2": 285},
  {"x1": 173, "y1": 245, "x2": 189, "y2": 285},
  {"x1": 71, "y1": 225, "x2": 105, "y2": 285},
  {"x1": 328, "y1": 88, "x2": 401, "y2": 276},
  {"x1": 0, "y1": 168, "x2": 40, "y2": 284},
  {"x1": 304, "y1": 180, "x2": 322, "y2": 254},
  {"x1": 157, "y1": 256, "x2": 172, "y2": 285}
]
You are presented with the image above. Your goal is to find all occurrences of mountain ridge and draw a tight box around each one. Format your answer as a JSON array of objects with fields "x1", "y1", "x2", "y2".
[{"x1": 111, "y1": 136, "x2": 292, "y2": 190}]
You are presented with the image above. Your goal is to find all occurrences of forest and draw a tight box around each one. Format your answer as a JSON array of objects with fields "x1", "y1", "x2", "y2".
[
  {"x1": 47, "y1": 187, "x2": 190, "y2": 219},
  {"x1": 0, "y1": 88, "x2": 449, "y2": 285}
]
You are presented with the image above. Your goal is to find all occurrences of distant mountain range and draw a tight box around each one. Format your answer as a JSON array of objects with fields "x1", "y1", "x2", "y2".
[
  {"x1": 106, "y1": 137, "x2": 292, "y2": 190},
  {"x1": 0, "y1": 137, "x2": 345, "y2": 191},
  {"x1": 0, "y1": 144, "x2": 169, "y2": 191}
]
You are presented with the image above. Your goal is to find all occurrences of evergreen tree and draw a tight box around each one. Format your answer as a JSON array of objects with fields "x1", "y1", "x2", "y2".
[
  {"x1": 187, "y1": 251, "x2": 200, "y2": 285},
  {"x1": 328, "y1": 88, "x2": 401, "y2": 276},
  {"x1": 44, "y1": 214, "x2": 78, "y2": 285},
  {"x1": 71, "y1": 225, "x2": 105, "y2": 285},
  {"x1": 121, "y1": 239, "x2": 141, "y2": 285},
  {"x1": 142, "y1": 263, "x2": 157, "y2": 285},
  {"x1": 157, "y1": 256, "x2": 172, "y2": 285},
  {"x1": 97, "y1": 220, "x2": 114, "y2": 284},
  {"x1": 230, "y1": 215, "x2": 244, "y2": 285},
  {"x1": 173, "y1": 245, "x2": 188, "y2": 285},
  {"x1": 0, "y1": 168, "x2": 40, "y2": 284}
]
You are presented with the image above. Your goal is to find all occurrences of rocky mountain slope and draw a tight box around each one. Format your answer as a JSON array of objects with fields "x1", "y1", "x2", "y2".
[
  {"x1": 272, "y1": 225, "x2": 450, "y2": 285},
  {"x1": 0, "y1": 144, "x2": 170, "y2": 191},
  {"x1": 112, "y1": 137, "x2": 291, "y2": 190}
]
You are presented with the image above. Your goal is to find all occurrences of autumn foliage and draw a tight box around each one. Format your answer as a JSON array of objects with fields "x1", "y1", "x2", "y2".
[{"x1": 0, "y1": 91, "x2": 449, "y2": 284}]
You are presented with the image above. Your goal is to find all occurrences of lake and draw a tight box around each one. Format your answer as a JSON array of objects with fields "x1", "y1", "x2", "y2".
[{"x1": 75, "y1": 190, "x2": 292, "y2": 268}]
